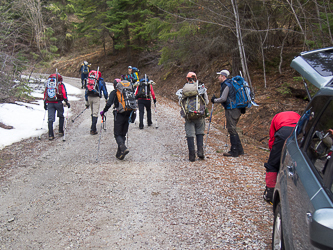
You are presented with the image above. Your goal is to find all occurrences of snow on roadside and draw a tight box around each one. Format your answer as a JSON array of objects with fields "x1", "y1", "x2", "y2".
[{"x1": 0, "y1": 77, "x2": 82, "y2": 150}]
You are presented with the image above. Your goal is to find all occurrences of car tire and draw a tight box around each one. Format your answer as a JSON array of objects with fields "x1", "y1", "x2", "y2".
[{"x1": 272, "y1": 202, "x2": 285, "y2": 250}]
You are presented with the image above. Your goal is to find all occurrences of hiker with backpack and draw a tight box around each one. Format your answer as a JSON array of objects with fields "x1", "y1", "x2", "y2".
[
  {"x1": 85, "y1": 70, "x2": 108, "y2": 135},
  {"x1": 122, "y1": 66, "x2": 138, "y2": 85},
  {"x1": 177, "y1": 72, "x2": 209, "y2": 162},
  {"x1": 263, "y1": 111, "x2": 300, "y2": 203},
  {"x1": 134, "y1": 75, "x2": 156, "y2": 129},
  {"x1": 100, "y1": 78, "x2": 137, "y2": 160},
  {"x1": 79, "y1": 61, "x2": 91, "y2": 89},
  {"x1": 43, "y1": 73, "x2": 70, "y2": 140},
  {"x1": 211, "y1": 70, "x2": 244, "y2": 157}
]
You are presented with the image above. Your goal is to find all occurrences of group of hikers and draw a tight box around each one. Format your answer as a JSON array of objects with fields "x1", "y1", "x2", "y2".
[
  {"x1": 43, "y1": 61, "x2": 305, "y2": 203},
  {"x1": 44, "y1": 63, "x2": 156, "y2": 160}
]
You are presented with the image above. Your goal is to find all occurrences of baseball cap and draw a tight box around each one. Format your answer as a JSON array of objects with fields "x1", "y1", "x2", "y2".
[{"x1": 217, "y1": 70, "x2": 230, "y2": 77}]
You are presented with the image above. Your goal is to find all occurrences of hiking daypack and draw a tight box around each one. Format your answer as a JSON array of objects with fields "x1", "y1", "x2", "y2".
[
  {"x1": 82, "y1": 64, "x2": 89, "y2": 74},
  {"x1": 227, "y1": 76, "x2": 253, "y2": 109},
  {"x1": 136, "y1": 77, "x2": 151, "y2": 98},
  {"x1": 87, "y1": 70, "x2": 99, "y2": 93},
  {"x1": 116, "y1": 80, "x2": 137, "y2": 113},
  {"x1": 132, "y1": 67, "x2": 140, "y2": 78},
  {"x1": 178, "y1": 82, "x2": 207, "y2": 120},
  {"x1": 45, "y1": 74, "x2": 63, "y2": 102}
]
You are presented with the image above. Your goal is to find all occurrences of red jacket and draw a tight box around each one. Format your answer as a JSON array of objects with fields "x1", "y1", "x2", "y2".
[
  {"x1": 44, "y1": 83, "x2": 68, "y2": 103},
  {"x1": 268, "y1": 111, "x2": 300, "y2": 150}
]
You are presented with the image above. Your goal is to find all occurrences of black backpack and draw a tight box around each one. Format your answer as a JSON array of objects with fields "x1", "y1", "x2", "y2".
[{"x1": 136, "y1": 77, "x2": 151, "y2": 98}]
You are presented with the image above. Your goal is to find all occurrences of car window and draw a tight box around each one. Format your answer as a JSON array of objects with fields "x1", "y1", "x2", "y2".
[
  {"x1": 303, "y1": 98, "x2": 333, "y2": 193},
  {"x1": 296, "y1": 96, "x2": 329, "y2": 147},
  {"x1": 302, "y1": 49, "x2": 333, "y2": 77}
]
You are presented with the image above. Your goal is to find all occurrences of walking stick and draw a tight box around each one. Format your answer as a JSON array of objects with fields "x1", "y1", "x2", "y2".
[
  {"x1": 96, "y1": 114, "x2": 106, "y2": 162},
  {"x1": 204, "y1": 103, "x2": 214, "y2": 150},
  {"x1": 38, "y1": 110, "x2": 47, "y2": 140},
  {"x1": 63, "y1": 108, "x2": 69, "y2": 141},
  {"x1": 72, "y1": 107, "x2": 88, "y2": 122},
  {"x1": 154, "y1": 103, "x2": 158, "y2": 129}
]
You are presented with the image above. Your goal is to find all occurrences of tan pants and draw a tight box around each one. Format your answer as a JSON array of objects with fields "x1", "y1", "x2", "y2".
[{"x1": 88, "y1": 96, "x2": 100, "y2": 117}]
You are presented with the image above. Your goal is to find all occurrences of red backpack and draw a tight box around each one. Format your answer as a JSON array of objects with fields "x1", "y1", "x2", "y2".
[
  {"x1": 87, "y1": 70, "x2": 99, "y2": 92},
  {"x1": 46, "y1": 73, "x2": 63, "y2": 101}
]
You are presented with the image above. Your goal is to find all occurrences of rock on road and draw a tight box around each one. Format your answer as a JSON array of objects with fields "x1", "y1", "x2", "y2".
[{"x1": 0, "y1": 76, "x2": 272, "y2": 249}]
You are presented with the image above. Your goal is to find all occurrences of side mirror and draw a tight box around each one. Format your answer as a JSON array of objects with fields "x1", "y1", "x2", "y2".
[{"x1": 310, "y1": 208, "x2": 333, "y2": 249}]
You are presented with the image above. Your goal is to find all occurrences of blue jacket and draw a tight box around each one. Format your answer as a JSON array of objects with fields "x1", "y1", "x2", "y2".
[{"x1": 85, "y1": 78, "x2": 108, "y2": 101}]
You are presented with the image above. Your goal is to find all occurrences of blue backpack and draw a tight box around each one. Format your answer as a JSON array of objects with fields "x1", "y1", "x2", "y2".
[{"x1": 227, "y1": 76, "x2": 253, "y2": 109}]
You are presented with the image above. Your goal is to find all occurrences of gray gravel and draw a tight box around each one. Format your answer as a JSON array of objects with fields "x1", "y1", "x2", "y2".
[{"x1": 0, "y1": 76, "x2": 272, "y2": 249}]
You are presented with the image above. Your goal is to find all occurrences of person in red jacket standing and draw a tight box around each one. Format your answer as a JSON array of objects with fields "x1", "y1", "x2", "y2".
[
  {"x1": 134, "y1": 76, "x2": 156, "y2": 129},
  {"x1": 263, "y1": 111, "x2": 300, "y2": 203},
  {"x1": 43, "y1": 73, "x2": 70, "y2": 140}
]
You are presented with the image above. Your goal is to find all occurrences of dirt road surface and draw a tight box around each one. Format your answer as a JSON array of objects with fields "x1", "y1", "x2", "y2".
[{"x1": 0, "y1": 76, "x2": 272, "y2": 249}]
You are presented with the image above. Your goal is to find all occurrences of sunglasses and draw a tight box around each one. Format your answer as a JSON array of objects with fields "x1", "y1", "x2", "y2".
[{"x1": 187, "y1": 77, "x2": 196, "y2": 82}]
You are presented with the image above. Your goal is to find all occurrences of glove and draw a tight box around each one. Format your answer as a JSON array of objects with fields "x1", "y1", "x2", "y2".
[
  {"x1": 85, "y1": 104, "x2": 89, "y2": 109},
  {"x1": 65, "y1": 101, "x2": 70, "y2": 108},
  {"x1": 211, "y1": 94, "x2": 216, "y2": 104},
  {"x1": 100, "y1": 110, "x2": 105, "y2": 117},
  {"x1": 44, "y1": 102, "x2": 47, "y2": 110},
  {"x1": 121, "y1": 75, "x2": 124, "y2": 79},
  {"x1": 154, "y1": 99, "x2": 156, "y2": 104}
]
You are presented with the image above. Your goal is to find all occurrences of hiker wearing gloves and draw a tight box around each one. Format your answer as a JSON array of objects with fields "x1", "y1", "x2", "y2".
[
  {"x1": 178, "y1": 72, "x2": 209, "y2": 162},
  {"x1": 263, "y1": 111, "x2": 300, "y2": 203},
  {"x1": 79, "y1": 61, "x2": 91, "y2": 89},
  {"x1": 134, "y1": 76, "x2": 157, "y2": 129},
  {"x1": 211, "y1": 69, "x2": 243, "y2": 157},
  {"x1": 123, "y1": 66, "x2": 138, "y2": 85},
  {"x1": 85, "y1": 71, "x2": 108, "y2": 135},
  {"x1": 43, "y1": 73, "x2": 70, "y2": 140},
  {"x1": 100, "y1": 79, "x2": 135, "y2": 160}
]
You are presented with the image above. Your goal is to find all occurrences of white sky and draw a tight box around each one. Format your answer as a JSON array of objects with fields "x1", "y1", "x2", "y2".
[{"x1": 0, "y1": 77, "x2": 114, "y2": 149}]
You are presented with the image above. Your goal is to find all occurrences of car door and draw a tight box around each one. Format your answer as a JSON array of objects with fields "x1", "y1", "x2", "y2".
[{"x1": 281, "y1": 95, "x2": 333, "y2": 249}]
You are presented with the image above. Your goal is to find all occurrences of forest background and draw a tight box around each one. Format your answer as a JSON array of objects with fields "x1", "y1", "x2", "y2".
[{"x1": 1, "y1": 0, "x2": 333, "y2": 149}]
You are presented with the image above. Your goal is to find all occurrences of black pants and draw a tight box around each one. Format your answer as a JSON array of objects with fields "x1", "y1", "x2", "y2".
[
  {"x1": 138, "y1": 99, "x2": 152, "y2": 126},
  {"x1": 113, "y1": 111, "x2": 131, "y2": 138},
  {"x1": 264, "y1": 126, "x2": 294, "y2": 172}
]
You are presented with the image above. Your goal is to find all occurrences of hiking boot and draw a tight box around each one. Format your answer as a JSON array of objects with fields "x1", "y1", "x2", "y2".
[
  {"x1": 139, "y1": 124, "x2": 144, "y2": 129},
  {"x1": 58, "y1": 132, "x2": 64, "y2": 136},
  {"x1": 117, "y1": 144, "x2": 129, "y2": 160},
  {"x1": 223, "y1": 134, "x2": 239, "y2": 157},
  {"x1": 235, "y1": 134, "x2": 244, "y2": 155},
  {"x1": 48, "y1": 121, "x2": 54, "y2": 140},
  {"x1": 187, "y1": 137, "x2": 195, "y2": 162},
  {"x1": 189, "y1": 150, "x2": 195, "y2": 162},
  {"x1": 90, "y1": 130, "x2": 98, "y2": 135},
  {"x1": 263, "y1": 187, "x2": 274, "y2": 204},
  {"x1": 116, "y1": 146, "x2": 121, "y2": 159},
  {"x1": 196, "y1": 134, "x2": 204, "y2": 159}
]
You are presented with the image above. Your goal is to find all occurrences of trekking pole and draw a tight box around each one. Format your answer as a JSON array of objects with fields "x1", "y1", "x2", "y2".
[
  {"x1": 224, "y1": 119, "x2": 228, "y2": 148},
  {"x1": 63, "y1": 108, "x2": 69, "y2": 141},
  {"x1": 154, "y1": 103, "x2": 158, "y2": 129},
  {"x1": 204, "y1": 103, "x2": 214, "y2": 150},
  {"x1": 38, "y1": 110, "x2": 47, "y2": 140},
  {"x1": 72, "y1": 107, "x2": 88, "y2": 123},
  {"x1": 96, "y1": 114, "x2": 106, "y2": 162}
]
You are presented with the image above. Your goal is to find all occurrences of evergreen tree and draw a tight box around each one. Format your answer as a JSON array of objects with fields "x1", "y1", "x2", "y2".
[{"x1": 107, "y1": 0, "x2": 154, "y2": 61}]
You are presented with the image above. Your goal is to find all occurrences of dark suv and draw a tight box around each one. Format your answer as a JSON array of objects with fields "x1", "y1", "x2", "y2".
[{"x1": 272, "y1": 47, "x2": 333, "y2": 249}]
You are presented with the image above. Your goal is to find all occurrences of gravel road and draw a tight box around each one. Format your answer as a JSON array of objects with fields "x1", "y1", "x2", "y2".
[{"x1": 0, "y1": 76, "x2": 272, "y2": 249}]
